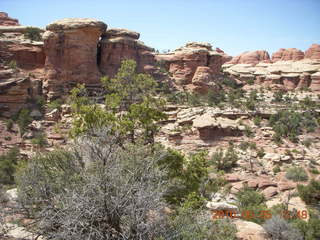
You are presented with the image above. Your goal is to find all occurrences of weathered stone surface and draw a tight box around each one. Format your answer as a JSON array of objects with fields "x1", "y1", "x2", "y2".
[
  {"x1": 305, "y1": 44, "x2": 320, "y2": 60},
  {"x1": 234, "y1": 219, "x2": 270, "y2": 240},
  {"x1": 156, "y1": 42, "x2": 231, "y2": 86},
  {"x1": 262, "y1": 186, "x2": 278, "y2": 199},
  {"x1": 0, "y1": 75, "x2": 32, "y2": 116},
  {"x1": 191, "y1": 66, "x2": 219, "y2": 93},
  {"x1": 99, "y1": 28, "x2": 155, "y2": 77},
  {"x1": 43, "y1": 18, "x2": 107, "y2": 99},
  {"x1": 227, "y1": 50, "x2": 271, "y2": 65},
  {"x1": 206, "y1": 201, "x2": 238, "y2": 211},
  {"x1": 310, "y1": 72, "x2": 320, "y2": 92},
  {"x1": 223, "y1": 55, "x2": 320, "y2": 91},
  {"x1": 0, "y1": 40, "x2": 45, "y2": 69},
  {"x1": 0, "y1": 12, "x2": 19, "y2": 26},
  {"x1": 272, "y1": 48, "x2": 304, "y2": 62}
]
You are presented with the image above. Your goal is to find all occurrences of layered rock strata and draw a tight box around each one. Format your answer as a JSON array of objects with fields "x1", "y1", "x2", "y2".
[
  {"x1": 223, "y1": 44, "x2": 320, "y2": 92},
  {"x1": 99, "y1": 28, "x2": 156, "y2": 77},
  {"x1": 156, "y1": 42, "x2": 231, "y2": 93},
  {"x1": 0, "y1": 12, "x2": 19, "y2": 26},
  {"x1": 43, "y1": 18, "x2": 107, "y2": 99}
]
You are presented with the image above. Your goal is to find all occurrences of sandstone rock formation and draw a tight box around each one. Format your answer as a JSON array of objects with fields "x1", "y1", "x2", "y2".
[
  {"x1": 0, "y1": 12, "x2": 19, "y2": 26},
  {"x1": 272, "y1": 48, "x2": 304, "y2": 62},
  {"x1": 234, "y1": 219, "x2": 270, "y2": 240},
  {"x1": 0, "y1": 40, "x2": 45, "y2": 69},
  {"x1": 43, "y1": 18, "x2": 107, "y2": 99},
  {"x1": 0, "y1": 72, "x2": 33, "y2": 117},
  {"x1": 156, "y1": 42, "x2": 231, "y2": 93},
  {"x1": 227, "y1": 50, "x2": 271, "y2": 65},
  {"x1": 305, "y1": 44, "x2": 320, "y2": 60},
  {"x1": 99, "y1": 28, "x2": 155, "y2": 77},
  {"x1": 223, "y1": 44, "x2": 320, "y2": 92}
]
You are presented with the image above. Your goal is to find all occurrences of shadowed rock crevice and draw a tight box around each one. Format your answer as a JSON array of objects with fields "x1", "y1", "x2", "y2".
[{"x1": 198, "y1": 127, "x2": 243, "y2": 141}]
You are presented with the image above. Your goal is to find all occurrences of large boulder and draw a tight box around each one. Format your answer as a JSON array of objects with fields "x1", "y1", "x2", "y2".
[
  {"x1": 305, "y1": 44, "x2": 320, "y2": 60},
  {"x1": 272, "y1": 48, "x2": 304, "y2": 62},
  {"x1": 99, "y1": 28, "x2": 155, "y2": 77},
  {"x1": 234, "y1": 219, "x2": 270, "y2": 240},
  {"x1": 0, "y1": 12, "x2": 19, "y2": 26},
  {"x1": 43, "y1": 18, "x2": 107, "y2": 99}
]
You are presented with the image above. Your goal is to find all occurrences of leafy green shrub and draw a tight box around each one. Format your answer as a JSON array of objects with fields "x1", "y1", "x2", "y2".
[
  {"x1": 207, "y1": 89, "x2": 226, "y2": 106},
  {"x1": 244, "y1": 98, "x2": 256, "y2": 110},
  {"x1": 310, "y1": 168, "x2": 320, "y2": 175},
  {"x1": 297, "y1": 180, "x2": 320, "y2": 204},
  {"x1": 4, "y1": 136, "x2": 11, "y2": 141},
  {"x1": 16, "y1": 108, "x2": 32, "y2": 136},
  {"x1": 272, "y1": 90, "x2": 284, "y2": 102},
  {"x1": 239, "y1": 141, "x2": 250, "y2": 151},
  {"x1": 253, "y1": 116, "x2": 262, "y2": 126},
  {"x1": 0, "y1": 147, "x2": 19, "y2": 185},
  {"x1": 5, "y1": 119, "x2": 14, "y2": 131},
  {"x1": 34, "y1": 96, "x2": 46, "y2": 111},
  {"x1": 269, "y1": 110, "x2": 318, "y2": 143},
  {"x1": 257, "y1": 148, "x2": 265, "y2": 158},
  {"x1": 273, "y1": 165, "x2": 281, "y2": 174},
  {"x1": 239, "y1": 141, "x2": 256, "y2": 151},
  {"x1": 292, "y1": 216, "x2": 320, "y2": 240},
  {"x1": 299, "y1": 96, "x2": 317, "y2": 110},
  {"x1": 246, "y1": 79, "x2": 254, "y2": 85},
  {"x1": 210, "y1": 145, "x2": 238, "y2": 172},
  {"x1": 24, "y1": 27, "x2": 42, "y2": 41},
  {"x1": 285, "y1": 167, "x2": 308, "y2": 182},
  {"x1": 31, "y1": 132, "x2": 48, "y2": 147},
  {"x1": 47, "y1": 99, "x2": 63, "y2": 111},
  {"x1": 236, "y1": 186, "x2": 267, "y2": 224},
  {"x1": 7, "y1": 60, "x2": 17, "y2": 70},
  {"x1": 159, "y1": 149, "x2": 210, "y2": 205},
  {"x1": 244, "y1": 125, "x2": 254, "y2": 137},
  {"x1": 221, "y1": 77, "x2": 239, "y2": 89}
]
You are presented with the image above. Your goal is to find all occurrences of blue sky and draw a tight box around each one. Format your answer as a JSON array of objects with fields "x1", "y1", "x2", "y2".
[{"x1": 1, "y1": 0, "x2": 319, "y2": 56}]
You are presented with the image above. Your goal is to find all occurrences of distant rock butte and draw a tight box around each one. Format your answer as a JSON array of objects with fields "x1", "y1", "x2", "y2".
[
  {"x1": 272, "y1": 48, "x2": 304, "y2": 62},
  {"x1": 0, "y1": 12, "x2": 19, "y2": 26},
  {"x1": 227, "y1": 50, "x2": 271, "y2": 65},
  {"x1": 223, "y1": 44, "x2": 320, "y2": 92},
  {"x1": 156, "y1": 42, "x2": 231, "y2": 93},
  {"x1": 305, "y1": 43, "x2": 320, "y2": 60}
]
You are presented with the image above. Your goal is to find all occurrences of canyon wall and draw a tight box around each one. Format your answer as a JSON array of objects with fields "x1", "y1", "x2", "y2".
[{"x1": 0, "y1": 12, "x2": 320, "y2": 116}]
